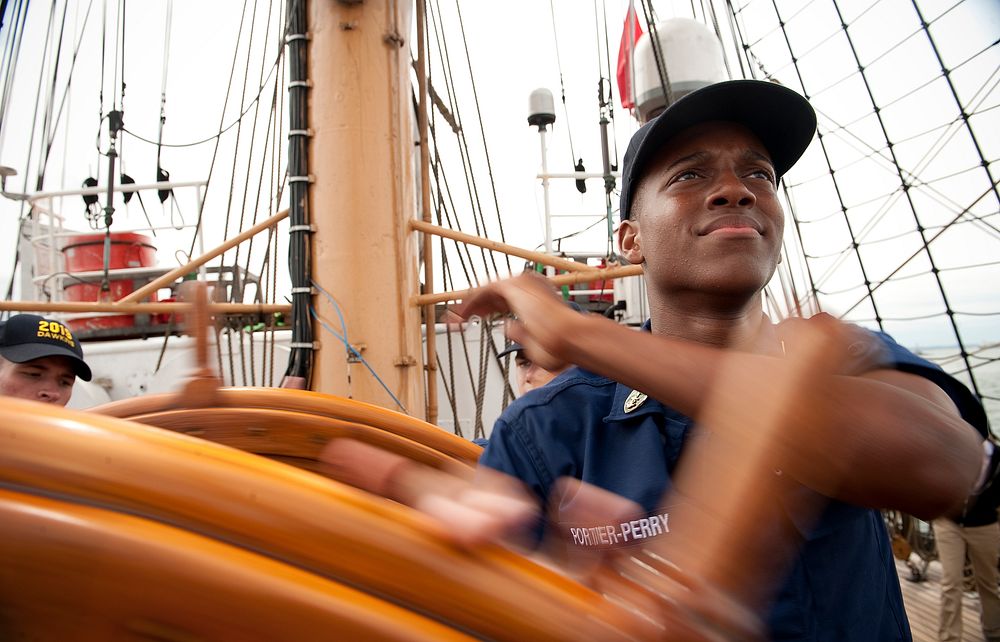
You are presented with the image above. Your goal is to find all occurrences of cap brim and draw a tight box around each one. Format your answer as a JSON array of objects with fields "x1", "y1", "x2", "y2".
[
  {"x1": 1, "y1": 343, "x2": 93, "y2": 381},
  {"x1": 497, "y1": 344, "x2": 524, "y2": 359},
  {"x1": 622, "y1": 80, "x2": 816, "y2": 219}
]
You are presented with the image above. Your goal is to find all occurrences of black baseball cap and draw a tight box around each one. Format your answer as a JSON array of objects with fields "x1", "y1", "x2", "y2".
[
  {"x1": 498, "y1": 301, "x2": 584, "y2": 359},
  {"x1": 619, "y1": 79, "x2": 817, "y2": 221},
  {"x1": 0, "y1": 314, "x2": 92, "y2": 381}
]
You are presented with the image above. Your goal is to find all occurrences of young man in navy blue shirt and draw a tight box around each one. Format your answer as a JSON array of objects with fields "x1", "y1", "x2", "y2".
[
  {"x1": 325, "y1": 80, "x2": 989, "y2": 640},
  {"x1": 459, "y1": 80, "x2": 989, "y2": 641}
]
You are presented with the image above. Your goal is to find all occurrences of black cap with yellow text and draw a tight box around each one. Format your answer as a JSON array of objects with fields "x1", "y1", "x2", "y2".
[{"x1": 0, "y1": 314, "x2": 92, "y2": 381}]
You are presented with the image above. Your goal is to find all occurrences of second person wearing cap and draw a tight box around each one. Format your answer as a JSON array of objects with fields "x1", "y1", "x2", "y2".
[{"x1": 0, "y1": 313, "x2": 92, "y2": 406}]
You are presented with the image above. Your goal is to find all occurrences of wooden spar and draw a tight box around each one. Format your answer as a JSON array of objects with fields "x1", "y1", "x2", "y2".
[
  {"x1": 0, "y1": 301, "x2": 290, "y2": 315},
  {"x1": 308, "y1": 1, "x2": 424, "y2": 416},
  {"x1": 408, "y1": 219, "x2": 591, "y2": 274},
  {"x1": 116, "y1": 209, "x2": 289, "y2": 305},
  {"x1": 415, "y1": 0, "x2": 437, "y2": 424},
  {"x1": 411, "y1": 264, "x2": 644, "y2": 306}
]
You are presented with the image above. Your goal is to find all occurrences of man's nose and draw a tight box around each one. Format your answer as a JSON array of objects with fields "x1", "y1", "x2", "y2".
[
  {"x1": 37, "y1": 384, "x2": 62, "y2": 404},
  {"x1": 708, "y1": 172, "x2": 756, "y2": 208}
]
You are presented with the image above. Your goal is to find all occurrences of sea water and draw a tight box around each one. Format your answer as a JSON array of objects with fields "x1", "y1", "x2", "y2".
[{"x1": 917, "y1": 344, "x2": 1000, "y2": 433}]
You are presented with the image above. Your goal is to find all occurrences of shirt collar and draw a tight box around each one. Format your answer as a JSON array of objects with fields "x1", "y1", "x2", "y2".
[
  {"x1": 601, "y1": 315, "x2": 781, "y2": 423},
  {"x1": 603, "y1": 319, "x2": 689, "y2": 424}
]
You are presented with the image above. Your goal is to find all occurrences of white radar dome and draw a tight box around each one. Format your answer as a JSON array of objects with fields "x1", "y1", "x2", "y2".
[{"x1": 633, "y1": 18, "x2": 727, "y2": 122}]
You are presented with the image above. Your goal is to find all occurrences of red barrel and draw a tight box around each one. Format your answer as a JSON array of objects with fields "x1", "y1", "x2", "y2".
[{"x1": 62, "y1": 233, "x2": 158, "y2": 332}]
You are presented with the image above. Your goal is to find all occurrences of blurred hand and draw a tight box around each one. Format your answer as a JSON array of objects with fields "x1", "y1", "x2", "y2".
[
  {"x1": 453, "y1": 272, "x2": 578, "y2": 372},
  {"x1": 319, "y1": 438, "x2": 538, "y2": 547},
  {"x1": 321, "y1": 438, "x2": 766, "y2": 639}
]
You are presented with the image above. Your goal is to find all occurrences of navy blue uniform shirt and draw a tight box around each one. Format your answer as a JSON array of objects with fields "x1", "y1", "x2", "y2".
[{"x1": 480, "y1": 327, "x2": 987, "y2": 641}]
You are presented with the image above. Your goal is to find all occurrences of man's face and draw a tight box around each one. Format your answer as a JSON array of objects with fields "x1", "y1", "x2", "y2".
[
  {"x1": 515, "y1": 354, "x2": 565, "y2": 395},
  {"x1": 0, "y1": 355, "x2": 77, "y2": 406},
  {"x1": 618, "y1": 121, "x2": 784, "y2": 299}
]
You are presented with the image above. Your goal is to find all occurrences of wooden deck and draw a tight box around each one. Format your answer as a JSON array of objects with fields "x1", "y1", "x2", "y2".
[{"x1": 896, "y1": 557, "x2": 986, "y2": 641}]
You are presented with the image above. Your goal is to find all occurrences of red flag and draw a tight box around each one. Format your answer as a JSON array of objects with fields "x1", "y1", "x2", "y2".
[{"x1": 616, "y1": 3, "x2": 644, "y2": 110}]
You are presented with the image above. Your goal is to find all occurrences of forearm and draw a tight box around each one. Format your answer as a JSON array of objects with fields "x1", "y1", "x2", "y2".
[
  {"x1": 766, "y1": 372, "x2": 981, "y2": 518},
  {"x1": 556, "y1": 313, "x2": 982, "y2": 517},
  {"x1": 554, "y1": 313, "x2": 721, "y2": 418}
]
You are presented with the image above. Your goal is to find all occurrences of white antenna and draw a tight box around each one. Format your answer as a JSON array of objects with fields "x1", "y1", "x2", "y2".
[{"x1": 528, "y1": 89, "x2": 557, "y2": 276}]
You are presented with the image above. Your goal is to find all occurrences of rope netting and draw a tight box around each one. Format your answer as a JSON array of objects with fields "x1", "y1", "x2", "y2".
[{"x1": 726, "y1": 0, "x2": 999, "y2": 427}]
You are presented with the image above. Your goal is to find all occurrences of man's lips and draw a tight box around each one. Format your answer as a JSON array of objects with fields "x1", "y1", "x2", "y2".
[{"x1": 698, "y1": 216, "x2": 765, "y2": 236}]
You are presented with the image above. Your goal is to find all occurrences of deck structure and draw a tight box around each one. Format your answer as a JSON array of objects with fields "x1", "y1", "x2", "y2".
[{"x1": 897, "y1": 558, "x2": 986, "y2": 642}]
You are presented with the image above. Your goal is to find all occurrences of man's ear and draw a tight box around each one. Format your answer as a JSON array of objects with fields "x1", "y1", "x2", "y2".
[{"x1": 617, "y1": 218, "x2": 643, "y2": 265}]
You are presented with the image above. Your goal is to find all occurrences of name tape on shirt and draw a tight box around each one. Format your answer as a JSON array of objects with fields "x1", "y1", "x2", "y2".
[{"x1": 560, "y1": 510, "x2": 672, "y2": 550}]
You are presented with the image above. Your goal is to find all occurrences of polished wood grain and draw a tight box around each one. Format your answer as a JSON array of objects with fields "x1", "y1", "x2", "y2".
[
  {"x1": 0, "y1": 488, "x2": 473, "y2": 641},
  {"x1": 126, "y1": 407, "x2": 472, "y2": 472},
  {"x1": 95, "y1": 387, "x2": 481, "y2": 464},
  {"x1": 0, "y1": 398, "x2": 635, "y2": 641}
]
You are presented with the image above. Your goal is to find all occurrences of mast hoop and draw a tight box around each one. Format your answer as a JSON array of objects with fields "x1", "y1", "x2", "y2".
[
  {"x1": 288, "y1": 80, "x2": 313, "y2": 90},
  {"x1": 288, "y1": 175, "x2": 315, "y2": 184},
  {"x1": 288, "y1": 225, "x2": 315, "y2": 234}
]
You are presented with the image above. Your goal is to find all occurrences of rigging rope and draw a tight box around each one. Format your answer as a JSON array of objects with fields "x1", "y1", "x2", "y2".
[
  {"x1": 0, "y1": 0, "x2": 30, "y2": 155},
  {"x1": 452, "y1": 0, "x2": 513, "y2": 276},
  {"x1": 725, "y1": 0, "x2": 999, "y2": 427},
  {"x1": 639, "y1": 0, "x2": 674, "y2": 107},
  {"x1": 218, "y1": 0, "x2": 262, "y2": 284},
  {"x1": 547, "y1": 0, "x2": 577, "y2": 165},
  {"x1": 427, "y1": 0, "x2": 489, "y2": 282},
  {"x1": 34, "y1": 2, "x2": 66, "y2": 189},
  {"x1": 424, "y1": 91, "x2": 480, "y2": 288},
  {"x1": 230, "y1": 0, "x2": 279, "y2": 303},
  {"x1": 439, "y1": 247, "x2": 464, "y2": 436},
  {"x1": 155, "y1": 0, "x2": 172, "y2": 198},
  {"x1": 428, "y1": 0, "x2": 496, "y2": 282},
  {"x1": 121, "y1": 65, "x2": 279, "y2": 149},
  {"x1": 118, "y1": 0, "x2": 125, "y2": 110},
  {"x1": 828, "y1": 0, "x2": 984, "y2": 399},
  {"x1": 764, "y1": 0, "x2": 884, "y2": 330}
]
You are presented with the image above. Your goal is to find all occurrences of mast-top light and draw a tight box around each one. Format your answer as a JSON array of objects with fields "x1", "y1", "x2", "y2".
[{"x1": 527, "y1": 88, "x2": 556, "y2": 130}]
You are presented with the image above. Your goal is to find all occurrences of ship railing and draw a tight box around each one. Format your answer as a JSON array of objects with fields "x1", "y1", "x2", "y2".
[{"x1": 25, "y1": 180, "x2": 209, "y2": 310}]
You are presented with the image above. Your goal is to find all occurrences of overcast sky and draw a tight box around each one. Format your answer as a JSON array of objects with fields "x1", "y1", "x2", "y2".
[{"x1": 0, "y1": 0, "x2": 997, "y2": 348}]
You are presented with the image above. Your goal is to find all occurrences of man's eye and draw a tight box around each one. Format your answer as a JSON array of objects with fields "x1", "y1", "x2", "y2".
[
  {"x1": 749, "y1": 168, "x2": 775, "y2": 183},
  {"x1": 674, "y1": 170, "x2": 699, "y2": 182}
]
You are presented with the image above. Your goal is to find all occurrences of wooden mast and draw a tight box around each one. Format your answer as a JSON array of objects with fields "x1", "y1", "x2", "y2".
[{"x1": 307, "y1": 1, "x2": 425, "y2": 417}]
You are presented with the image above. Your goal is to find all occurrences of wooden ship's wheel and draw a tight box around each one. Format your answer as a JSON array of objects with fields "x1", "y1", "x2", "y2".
[
  {"x1": 95, "y1": 387, "x2": 481, "y2": 476},
  {"x1": 0, "y1": 397, "x2": 641, "y2": 641},
  {"x1": 93, "y1": 281, "x2": 480, "y2": 477},
  {"x1": 0, "y1": 285, "x2": 640, "y2": 640}
]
